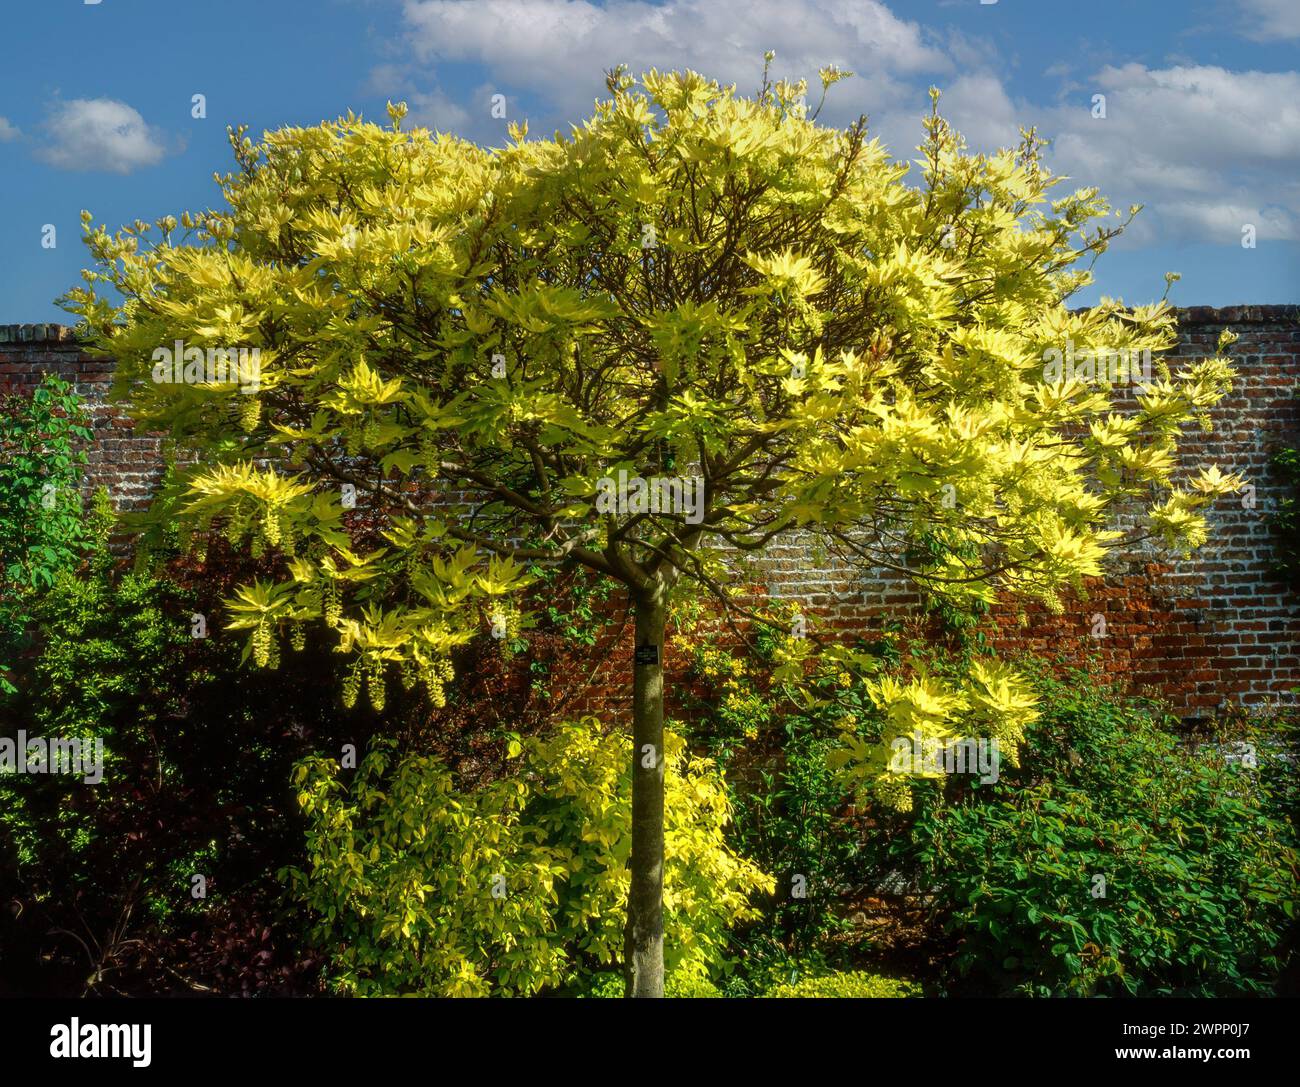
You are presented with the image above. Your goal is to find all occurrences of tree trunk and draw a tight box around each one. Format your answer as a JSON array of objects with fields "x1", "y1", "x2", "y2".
[{"x1": 624, "y1": 586, "x2": 666, "y2": 997}]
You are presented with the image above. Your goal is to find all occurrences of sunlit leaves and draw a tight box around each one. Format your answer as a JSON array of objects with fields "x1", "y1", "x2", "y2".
[
  {"x1": 286, "y1": 721, "x2": 772, "y2": 995},
  {"x1": 63, "y1": 68, "x2": 1238, "y2": 784}
]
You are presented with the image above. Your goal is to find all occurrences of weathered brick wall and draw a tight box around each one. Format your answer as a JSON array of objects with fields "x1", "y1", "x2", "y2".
[
  {"x1": 3, "y1": 308, "x2": 1298, "y2": 717},
  {"x1": 0, "y1": 324, "x2": 167, "y2": 511}
]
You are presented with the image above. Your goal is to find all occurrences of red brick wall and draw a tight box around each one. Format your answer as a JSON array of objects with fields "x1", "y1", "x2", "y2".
[
  {"x1": 0, "y1": 324, "x2": 167, "y2": 510},
  {"x1": 3, "y1": 308, "x2": 1298, "y2": 718}
]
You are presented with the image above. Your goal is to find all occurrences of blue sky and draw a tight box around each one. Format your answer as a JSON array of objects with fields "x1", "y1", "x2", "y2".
[{"x1": 1, "y1": 0, "x2": 1297, "y2": 323}]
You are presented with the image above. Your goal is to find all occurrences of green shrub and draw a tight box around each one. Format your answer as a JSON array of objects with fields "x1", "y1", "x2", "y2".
[
  {"x1": 581, "y1": 970, "x2": 722, "y2": 998},
  {"x1": 583, "y1": 962, "x2": 918, "y2": 998},
  {"x1": 0, "y1": 531, "x2": 201, "y2": 991},
  {"x1": 763, "y1": 970, "x2": 920, "y2": 998},
  {"x1": 909, "y1": 670, "x2": 1300, "y2": 996},
  {"x1": 728, "y1": 716, "x2": 875, "y2": 952},
  {"x1": 285, "y1": 720, "x2": 774, "y2": 996},
  {"x1": 0, "y1": 518, "x2": 364, "y2": 995},
  {"x1": 683, "y1": 625, "x2": 898, "y2": 957},
  {"x1": 0, "y1": 375, "x2": 95, "y2": 693}
]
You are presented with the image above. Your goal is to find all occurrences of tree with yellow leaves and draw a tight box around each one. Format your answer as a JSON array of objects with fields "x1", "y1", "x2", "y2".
[{"x1": 65, "y1": 62, "x2": 1238, "y2": 997}]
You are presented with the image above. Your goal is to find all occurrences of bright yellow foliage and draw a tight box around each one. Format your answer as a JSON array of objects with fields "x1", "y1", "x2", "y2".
[{"x1": 65, "y1": 67, "x2": 1239, "y2": 807}]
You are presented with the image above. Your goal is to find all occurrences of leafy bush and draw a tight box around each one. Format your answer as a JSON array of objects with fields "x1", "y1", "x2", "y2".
[
  {"x1": 582, "y1": 970, "x2": 722, "y2": 998},
  {"x1": 0, "y1": 375, "x2": 95, "y2": 693},
  {"x1": 581, "y1": 962, "x2": 918, "y2": 998},
  {"x1": 762, "y1": 970, "x2": 920, "y2": 998},
  {"x1": 727, "y1": 714, "x2": 877, "y2": 955},
  {"x1": 0, "y1": 521, "x2": 358, "y2": 995},
  {"x1": 2, "y1": 565, "x2": 193, "y2": 990},
  {"x1": 909, "y1": 670, "x2": 1300, "y2": 996},
  {"x1": 0, "y1": 374, "x2": 94, "y2": 594},
  {"x1": 681, "y1": 623, "x2": 901, "y2": 957},
  {"x1": 286, "y1": 720, "x2": 774, "y2": 996}
]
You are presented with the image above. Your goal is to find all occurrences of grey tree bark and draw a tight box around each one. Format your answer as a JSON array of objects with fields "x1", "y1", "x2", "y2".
[{"x1": 624, "y1": 585, "x2": 667, "y2": 997}]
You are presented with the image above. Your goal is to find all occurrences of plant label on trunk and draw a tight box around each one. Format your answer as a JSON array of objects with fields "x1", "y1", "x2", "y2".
[{"x1": 635, "y1": 642, "x2": 659, "y2": 665}]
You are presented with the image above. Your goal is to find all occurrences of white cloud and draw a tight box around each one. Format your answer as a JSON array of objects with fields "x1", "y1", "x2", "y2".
[
  {"x1": 795, "y1": 58, "x2": 1300, "y2": 246},
  {"x1": 0, "y1": 116, "x2": 19, "y2": 142},
  {"x1": 378, "y1": 2, "x2": 1300, "y2": 249},
  {"x1": 397, "y1": 0, "x2": 951, "y2": 130},
  {"x1": 1237, "y1": 0, "x2": 1300, "y2": 41},
  {"x1": 366, "y1": 62, "x2": 413, "y2": 95},
  {"x1": 34, "y1": 98, "x2": 168, "y2": 174},
  {"x1": 1158, "y1": 199, "x2": 1297, "y2": 242},
  {"x1": 406, "y1": 87, "x2": 473, "y2": 132},
  {"x1": 1039, "y1": 65, "x2": 1300, "y2": 243}
]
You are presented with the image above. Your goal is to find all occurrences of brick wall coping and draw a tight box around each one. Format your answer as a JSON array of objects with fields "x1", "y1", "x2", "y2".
[
  {"x1": 2, "y1": 306, "x2": 1296, "y2": 347},
  {"x1": 0, "y1": 325, "x2": 81, "y2": 344},
  {"x1": 1166, "y1": 305, "x2": 1298, "y2": 326}
]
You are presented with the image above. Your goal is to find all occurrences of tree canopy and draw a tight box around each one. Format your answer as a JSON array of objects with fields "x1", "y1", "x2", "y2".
[{"x1": 64, "y1": 64, "x2": 1240, "y2": 995}]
